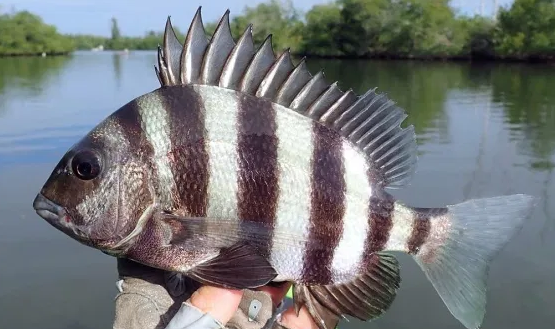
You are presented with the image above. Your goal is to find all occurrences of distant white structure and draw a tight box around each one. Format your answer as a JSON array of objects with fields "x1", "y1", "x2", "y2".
[
  {"x1": 477, "y1": 0, "x2": 500, "y2": 18},
  {"x1": 91, "y1": 45, "x2": 104, "y2": 52}
]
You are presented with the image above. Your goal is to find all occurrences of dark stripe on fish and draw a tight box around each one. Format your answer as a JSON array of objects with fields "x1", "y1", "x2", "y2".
[
  {"x1": 407, "y1": 216, "x2": 431, "y2": 255},
  {"x1": 112, "y1": 99, "x2": 157, "y2": 168},
  {"x1": 236, "y1": 94, "x2": 279, "y2": 258},
  {"x1": 361, "y1": 189, "x2": 394, "y2": 267},
  {"x1": 161, "y1": 86, "x2": 209, "y2": 217},
  {"x1": 111, "y1": 100, "x2": 158, "y2": 224},
  {"x1": 301, "y1": 123, "x2": 346, "y2": 285},
  {"x1": 407, "y1": 208, "x2": 446, "y2": 254}
]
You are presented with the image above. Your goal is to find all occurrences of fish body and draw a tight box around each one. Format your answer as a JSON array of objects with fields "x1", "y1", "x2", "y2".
[{"x1": 33, "y1": 8, "x2": 537, "y2": 329}]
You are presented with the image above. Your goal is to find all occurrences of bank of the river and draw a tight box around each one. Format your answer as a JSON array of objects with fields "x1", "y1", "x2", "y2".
[
  {"x1": 4, "y1": 51, "x2": 555, "y2": 64},
  {"x1": 297, "y1": 53, "x2": 555, "y2": 64},
  {"x1": 5, "y1": 0, "x2": 555, "y2": 64},
  {"x1": 0, "y1": 10, "x2": 75, "y2": 58},
  {"x1": 0, "y1": 52, "x2": 72, "y2": 57}
]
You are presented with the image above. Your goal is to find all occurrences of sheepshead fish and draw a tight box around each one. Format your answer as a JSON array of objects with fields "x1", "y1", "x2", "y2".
[{"x1": 32, "y1": 7, "x2": 536, "y2": 329}]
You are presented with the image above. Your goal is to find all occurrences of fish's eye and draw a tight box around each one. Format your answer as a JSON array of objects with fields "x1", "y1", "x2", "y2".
[{"x1": 71, "y1": 150, "x2": 102, "y2": 181}]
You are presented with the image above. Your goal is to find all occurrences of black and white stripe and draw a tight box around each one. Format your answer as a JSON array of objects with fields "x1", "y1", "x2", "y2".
[
  {"x1": 194, "y1": 85, "x2": 240, "y2": 220},
  {"x1": 158, "y1": 86, "x2": 210, "y2": 217},
  {"x1": 111, "y1": 98, "x2": 159, "y2": 221},
  {"x1": 236, "y1": 94, "x2": 279, "y2": 258},
  {"x1": 270, "y1": 104, "x2": 315, "y2": 282},
  {"x1": 360, "y1": 189, "x2": 395, "y2": 268},
  {"x1": 75, "y1": 117, "x2": 131, "y2": 226},
  {"x1": 330, "y1": 141, "x2": 372, "y2": 283},
  {"x1": 136, "y1": 85, "x2": 431, "y2": 286},
  {"x1": 135, "y1": 93, "x2": 177, "y2": 210},
  {"x1": 300, "y1": 123, "x2": 346, "y2": 285}
]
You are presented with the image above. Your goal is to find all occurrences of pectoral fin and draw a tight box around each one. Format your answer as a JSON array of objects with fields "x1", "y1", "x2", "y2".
[
  {"x1": 187, "y1": 242, "x2": 278, "y2": 289},
  {"x1": 158, "y1": 213, "x2": 278, "y2": 289},
  {"x1": 293, "y1": 252, "x2": 401, "y2": 329}
]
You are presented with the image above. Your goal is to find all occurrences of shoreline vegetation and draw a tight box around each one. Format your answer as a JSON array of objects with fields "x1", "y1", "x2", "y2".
[{"x1": 2, "y1": 0, "x2": 555, "y2": 63}]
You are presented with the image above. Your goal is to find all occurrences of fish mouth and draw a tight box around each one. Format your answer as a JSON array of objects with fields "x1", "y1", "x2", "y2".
[
  {"x1": 33, "y1": 193, "x2": 92, "y2": 246},
  {"x1": 33, "y1": 193, "x2": 66, "y2": 223},
  {"x1": 32, "y1": 193, "x2": 84, "y2": 239}
]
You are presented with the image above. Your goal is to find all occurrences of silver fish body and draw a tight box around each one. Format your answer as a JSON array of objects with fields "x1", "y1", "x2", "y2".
[{"x1": 33, "y1": 7, "x2": 537, "y2": 329}]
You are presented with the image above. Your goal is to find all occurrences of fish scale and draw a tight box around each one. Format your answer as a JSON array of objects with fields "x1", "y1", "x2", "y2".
[
  {"x1": 136, "y1": 94, "x2": 176, "y2": 208},
  {"x1": 32, "y1": 7, "x2": 537, "y2": 329}
]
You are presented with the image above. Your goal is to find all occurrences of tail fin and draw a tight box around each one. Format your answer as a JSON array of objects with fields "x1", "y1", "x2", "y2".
[{"x1": 414, "y1": 194, "x2": 537, "y2": 329}]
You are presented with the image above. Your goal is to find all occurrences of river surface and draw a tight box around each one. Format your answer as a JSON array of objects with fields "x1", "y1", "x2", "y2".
[{"x1": 1, "y1": 51, "x2": 554, "y2": 329}]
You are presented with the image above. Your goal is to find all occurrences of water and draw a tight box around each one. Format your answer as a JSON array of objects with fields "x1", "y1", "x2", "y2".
[{"x1": 1, "y1": 51, "x2": 554, "y2": 329}]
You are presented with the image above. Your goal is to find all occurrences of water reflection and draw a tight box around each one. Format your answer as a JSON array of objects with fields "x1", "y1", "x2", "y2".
[
  {"x1": 487, "y1": 64, "x2": 555, "y2": 242},
  {"x1": 112, "y1": 53, "x2": 123, "y2": 90},
  {"x1": 0, "y1": 51, "x2": 159, "y2": 166},
  {"x1": 0, "y1": 55, "x2": 72, "y2": 112},
  {"x1": 490, "y1": 64, "x2": 555, "y2": 171},
  {"x1": 306, "y1": 59, "x2": 467, "y2": 144}
]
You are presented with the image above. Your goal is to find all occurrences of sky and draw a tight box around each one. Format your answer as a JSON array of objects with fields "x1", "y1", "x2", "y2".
[{"x1": 1, "y1": 0, "x2": 515, "y2": 37}]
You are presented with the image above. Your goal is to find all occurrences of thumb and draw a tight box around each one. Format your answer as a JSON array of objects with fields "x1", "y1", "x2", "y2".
[{"x1": 188, "y1": 286, "x2": 244, "y2": 325}]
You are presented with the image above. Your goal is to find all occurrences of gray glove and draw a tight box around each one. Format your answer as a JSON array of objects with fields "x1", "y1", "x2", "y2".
[
  {"x1": 113, "y1": 258, "x2": 285, "y2": 329},
  {"x1": 164, "y1": 289, "x2": 282, "y2": 329}
]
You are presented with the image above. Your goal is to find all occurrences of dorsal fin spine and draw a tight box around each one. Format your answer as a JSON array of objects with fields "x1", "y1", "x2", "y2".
[
  {"x1": 255, "y1": 48, "x2": 295, "y2": 99},
  {"x1": 157, "y1": 7, "x2": 419, "y2": 189},
  {"x1": 239, "y1": 34, "x2": 276, "y2": 94},
  {"x1": 219, "y1": 24, "x2": 255, "y2": 89},
  {"x1": 157, "y1": 45, "x2": 170, "y2": 86},
  {"x1": 319, "y1": 90, "x2": 357, "y2": 124},
  {"x1": 349, "y1": 103, "x2": 402, "y2": 142},
  {"x1": 290, "y1": 71, "x2": 329, "y2": 113},
  {"x1": 333, "y1": 90, "x2": 376, "y2": 130},
  {"x1": 163, "y1": 17, "x2": 183, "y2": 85},
  {"x1": 343, "y1": 95, "x2": 394, "y2": 136},
  {"x1": 356, "y1": 112, "x2": 406, "y2": 147},
  {"x1": 306, "y1": 82, "x2": 343, "y2": 119},
  {"x1": 180, "y1": 7, "x2": 209, "y2": 84},
  {"x1": 154, "y1": 65, "x2": 163, "y2": 86},
  {"x1": 275, "y1": 58, "x2": 312, "y2": 106},
  {"x1": 200, "y1": 10, "x2": 235, "y2": 85}
]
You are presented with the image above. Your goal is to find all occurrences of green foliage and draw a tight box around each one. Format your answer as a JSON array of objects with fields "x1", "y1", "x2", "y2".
[
  {"x1": 229, "y1": 0, "x2": 303, "y2": 52},
  {"x1": 459, "y1": 16, "x2": 497, "y2": 59},
  {"x1": 4, "y1": 0, "x2": 555, "y2": 60},
  {"x1": 299, "y1": 3, "x2": 343, "y2": 56},
  {"x1": 495, "y1": 0, "x2": 555, "y2": 59},
  {"x1": 0, "y1": 10, "x2": 74, "y2": 56},
  {"x1": 111, "y1": 18, "x2": 121, "y2": 41},
  {"x1": 305, "y1": 0, "x2": 468, "y2": 58}
]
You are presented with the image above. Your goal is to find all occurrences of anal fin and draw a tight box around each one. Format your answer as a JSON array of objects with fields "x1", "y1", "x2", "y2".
[
  {"x1": 293, "y1": 252, "x2": 401, "y2": 329},
  {"x1": 187, "y1": 242, "x2": 278, "y2": 289}
]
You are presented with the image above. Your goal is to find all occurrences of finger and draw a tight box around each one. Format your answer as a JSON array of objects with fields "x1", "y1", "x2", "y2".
[
  {"x1": 256, "y1": 282, "x2": 292, "y2": 306},
  {"x1": 277, "y1": 306, "x2": 321, "y2": 329},
  {"x1": 188, "y1": 286, "x2": 244, "y2": 324}
]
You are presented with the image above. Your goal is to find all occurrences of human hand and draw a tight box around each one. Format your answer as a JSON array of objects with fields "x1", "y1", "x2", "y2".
[
  {"x1": 114, "y1": 258, "x2": 338, "y2": 329},
  {"x1": 178, "y1": 283, "x2": 337, "y2": 329}
]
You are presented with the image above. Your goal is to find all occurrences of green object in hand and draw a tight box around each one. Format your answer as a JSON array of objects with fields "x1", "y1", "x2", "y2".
[{"x1": 284, "y1": 286, "x2": 339, "y2": 329}]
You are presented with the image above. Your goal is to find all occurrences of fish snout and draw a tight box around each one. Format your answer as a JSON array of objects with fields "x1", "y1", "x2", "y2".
[{"x1": 33, "y1": 193, "x2": 65, "y2": 223}]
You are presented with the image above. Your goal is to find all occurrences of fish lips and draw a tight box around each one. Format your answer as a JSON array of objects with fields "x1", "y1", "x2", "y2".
[
  {"x1": 33, "y1": 193, "x2": 65, "y2": 222},
  {"x1": 32, "y1": 193, "x2": 87, "y2": 241},
  {"x1": 33, "y1": 193, "x2": 67, "y2": 223}
]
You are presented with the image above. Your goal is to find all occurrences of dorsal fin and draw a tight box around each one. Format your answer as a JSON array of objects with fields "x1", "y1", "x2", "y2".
[{"x1": 155, "y1": 7, "x2": 418, "y2": 189}]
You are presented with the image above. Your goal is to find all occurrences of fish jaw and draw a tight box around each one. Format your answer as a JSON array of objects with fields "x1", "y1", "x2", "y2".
[{"x1": 32, "y1": 193, "x2": 91, "y2": 246}]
